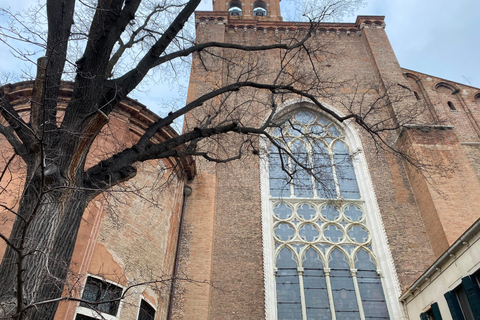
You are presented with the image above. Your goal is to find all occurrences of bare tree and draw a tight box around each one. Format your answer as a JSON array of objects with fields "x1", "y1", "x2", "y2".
[{"x1": 0, "y1": 0, "x2": 434, "y2": 318}]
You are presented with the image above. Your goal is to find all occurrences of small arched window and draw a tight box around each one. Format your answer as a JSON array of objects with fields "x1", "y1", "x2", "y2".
[
  {"x1": 253, "y1": 0, "x2": 267, "y2": 16},
  {"x1": 448, "y1": 101, "x2": 456, "y2": 111},
  {"x1": 228, "y1": 1, "x2": 242, "y2": 16},
  {"x1": 414, "y1": 91, "x2": 421, "y2": 101}
]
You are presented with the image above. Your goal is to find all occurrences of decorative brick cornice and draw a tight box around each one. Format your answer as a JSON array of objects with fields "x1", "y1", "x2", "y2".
[
  {"x1": 195, "y1": 11, "x2": 372, "y2": 35},
  {"x1": 355, "y1": 15, "x2": 386, "y2": 29}
]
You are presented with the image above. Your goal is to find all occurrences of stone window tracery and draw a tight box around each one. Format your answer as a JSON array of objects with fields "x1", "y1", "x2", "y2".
[{"x1": 268, "y1": 110, "x2": 390, "y2": 320}]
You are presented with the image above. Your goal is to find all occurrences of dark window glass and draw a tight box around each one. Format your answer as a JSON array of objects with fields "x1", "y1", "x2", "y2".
[
  {"x1": 458, "y1": 275, "x2": 480, "y2": 319},
  {"x1": 276, "y1": 247, "x2": 302, "y2": 320},
  {"x1": 454, "y1": 285, "x2": 474, "y2": 319},
  {"x1": 292, "y1": 140, "x2": 313, "y2": 197},
  {"x1": 138, "y1": 300, "x2": 156, "y2": 320},
  {"x1": 460, "y1": 275, "x2": 480, "y2": 319},
  {"x1": 253, "y1": 7, "x2": 267, "y2": 16},
  {"x1": 253, "y1": 0, "x2": 267, "y2": 16},
  {"x1": 427, "y1": 303, "x2": 443, "y2": 320},
  {"x1": 75, "y1": 315, "x2": 97, "y2": 320},
  {"x1": 312, "y1": 142, "x2": 335, "y2": 198},
  {"x1": 355, "y1": 250, "x2": 389, "y2": 319},
  {"x1": 426, "y1": 309, "x2": 435, "y2": 319},
  {"x1": 269, "y1": 145, "x2": 291, "y2": 197},
  {"x1": 333, "y1": 141, "x2": 360, "y2": 199},
  {"x1": 329, "y1": 249, "x2": 360, "y2": 319},
  {"x1": 444, "y1": 290, "x2": 465, "y2": 320},
  {"x1": 80, "y1": 277, "x2": 123, "y2": 316},
  {"x1": 303, "y1": 248, "x2": 331, "y2": 319},
  {"x1": 448, "y1": 101, "x2": 456, "y2": 111}
]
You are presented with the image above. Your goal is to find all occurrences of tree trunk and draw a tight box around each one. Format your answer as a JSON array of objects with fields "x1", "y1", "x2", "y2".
[{"x1": 0, "y1": 165, "x2": 88, "y2": 320}]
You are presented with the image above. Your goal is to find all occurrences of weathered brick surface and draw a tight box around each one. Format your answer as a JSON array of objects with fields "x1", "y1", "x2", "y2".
[
  {"x1": 0, "y1": 83, "x2": 189, "y2": 320},
  {"x1": 209, "y1": 151, "x2": 265, "y2": 319},
  {"x1": 399, "y1": 127, "x2": 480, "y2": 257}
]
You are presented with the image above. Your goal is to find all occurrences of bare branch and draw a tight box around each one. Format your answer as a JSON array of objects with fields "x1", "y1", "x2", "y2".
[{"x1": 0, "y1": 87, "x2": 37, "y2": 152}]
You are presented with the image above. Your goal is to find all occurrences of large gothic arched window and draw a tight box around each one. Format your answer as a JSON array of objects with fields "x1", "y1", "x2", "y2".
[{"x1": 267, "y1": 109, "x2": 391, "y2": 320}]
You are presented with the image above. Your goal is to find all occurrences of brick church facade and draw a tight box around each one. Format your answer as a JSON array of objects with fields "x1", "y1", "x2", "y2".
[
  {"x1": 1, "y1": 0, "x2": 480, "y2": 319},
  {"x1": 173, "y1": 1, "x2": 480, "y2": 319}
]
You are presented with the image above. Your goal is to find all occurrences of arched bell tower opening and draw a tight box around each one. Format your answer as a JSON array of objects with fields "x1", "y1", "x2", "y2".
[
  {"x1": 213, "y1": 0, "x2": 282, "y2": 21},
  {"x1": 228, "y1": 1, "x2": 243, "y2": 16},
  {"x1": 252, "y1": 0, "x2": 267, "y2": 16}
]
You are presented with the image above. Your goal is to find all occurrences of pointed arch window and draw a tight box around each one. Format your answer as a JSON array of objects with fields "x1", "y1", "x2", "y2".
[{"x1": 269, "y1": 110, "x2": 390, "y2": 319}]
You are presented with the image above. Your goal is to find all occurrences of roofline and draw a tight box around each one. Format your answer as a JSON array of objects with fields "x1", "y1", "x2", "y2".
[
  {"x1": 399, "y1": 218, "x2": 480, "y2": 301},
  {"x1": 401, "y1": 67, "x2": 480, "y2": 91},
  {"x1": 3, "y1": 81, "x2": 196, "y2": 180},
  {"x1": 195, "y1": 12, "x2": 386, "y2": 30}
]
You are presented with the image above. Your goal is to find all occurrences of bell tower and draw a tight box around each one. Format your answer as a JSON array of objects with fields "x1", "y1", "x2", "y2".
[{"x1": 212, "y1": 0, "x2": 282, "y2": 21}]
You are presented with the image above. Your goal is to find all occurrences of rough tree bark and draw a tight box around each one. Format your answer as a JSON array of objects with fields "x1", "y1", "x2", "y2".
[{"x1": 0, "y1": 0, "x2": 201, "y2": 317}]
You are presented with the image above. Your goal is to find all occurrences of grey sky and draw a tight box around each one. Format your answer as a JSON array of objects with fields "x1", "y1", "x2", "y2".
[
  {"x1": 352, "y1": 0, "x2": 480, "y2": 88},
  {"x1": 1, "y1": 0, "x2": 478, "y2": 117}
]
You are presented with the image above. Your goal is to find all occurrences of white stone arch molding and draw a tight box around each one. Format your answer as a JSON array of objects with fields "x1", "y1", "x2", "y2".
[{"x1": 259, "y1": 98, "x2": 405, "y2": 320}]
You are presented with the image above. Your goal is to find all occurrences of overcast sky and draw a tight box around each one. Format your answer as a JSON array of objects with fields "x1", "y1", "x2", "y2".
[
  {"x1": 350, "y1": 0, "x2": 480, "y2": 88},
  {"x1": 1, "y1": 0, "x2": 478, "y2": 116}
]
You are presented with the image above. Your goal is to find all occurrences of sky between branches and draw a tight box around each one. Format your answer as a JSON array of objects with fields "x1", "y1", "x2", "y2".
[{"x1": 0, "y1": 0, "x2": 478, "y2": 122}]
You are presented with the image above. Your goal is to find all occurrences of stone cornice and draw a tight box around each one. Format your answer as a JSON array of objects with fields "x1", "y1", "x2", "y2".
[{"x1": 195, "y1": 13, "x2": 387, "y2": 35}]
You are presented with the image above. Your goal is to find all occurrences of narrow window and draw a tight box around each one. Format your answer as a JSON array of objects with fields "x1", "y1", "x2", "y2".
[
  {"x1": 356, "y1": 250, "x2": 389, "y2": 318},
  {"x1": 269, "y1": 144, "x2": 290, "y2": 198},
  {"x1": 312, "y1": 141, "x2": 335, "y2": 198},
  {"x1": 275, "y1": 247, "x2": 302, "y2": 319},
  {"x1": 138, "y1": 300, "x2": 156, "y2": 320},
  {"x1": 444, "y1": 290, "x2": 466, "y2": 320},
  {"x1": 292, "y1": 140, "x2": 313, "y2": 198},
  {"x1": 448, "y1": 101, "x2": 456, "y2": 111},
  {"x1": 422, "y1": 303, "x2": 443, "y2": 320},
  {"x1": 454, "y1": 285, "x2": 474, "y2": 319},
  {"x1": 303, "y1": 248, "x2": 330, "y2": 319},
  {"x1": 445, "y1": 272, "x2": 480, "y2": 320},
  {"x1": 330, "y1": 249, "x2": 360, "y2": 319},
  {"x1": 78, "y1": 277, "x2": 123, "y2": 317},
  {"x1": 475, "y1": 94, "x2": 480, "y2": 107},
  {"x1": 461, "y1": 275, "x2": 480, "y2": 317},
  {"x1": 333, "y1": 141, "x2": 360, "y2": 199},
  {"x1": 414, "y1": 91, "x2": 421, "y2": 101}
]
